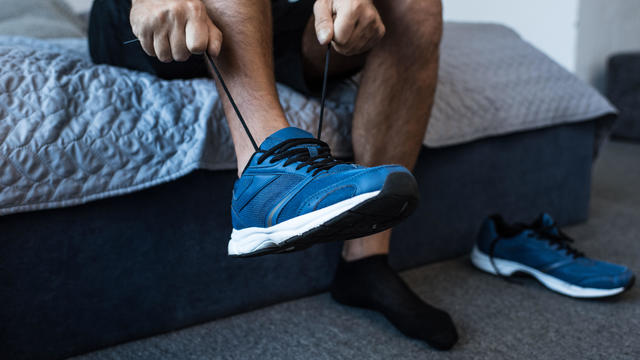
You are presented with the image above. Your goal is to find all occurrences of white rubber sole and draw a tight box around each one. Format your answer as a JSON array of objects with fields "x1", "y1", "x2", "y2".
[
  {"x1": 228, "y1": 191, "x2": 380, "y2": 256},
  {"x1": 471, "y1": 245, "x2": 627, "y2": 298}
]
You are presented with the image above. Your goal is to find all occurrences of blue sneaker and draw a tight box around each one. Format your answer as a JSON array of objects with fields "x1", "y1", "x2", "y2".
[
  {"x1": 471, "y1": 213, "x2": 635, "y2": 298},
  {"x1": 228, "y1": 127, "x2": 419, "y2": 257}
]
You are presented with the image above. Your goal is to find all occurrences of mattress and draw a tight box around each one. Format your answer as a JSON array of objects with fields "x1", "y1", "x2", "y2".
[{"x1": 0, "y1": 23, "x2": 616, "y2": 215}]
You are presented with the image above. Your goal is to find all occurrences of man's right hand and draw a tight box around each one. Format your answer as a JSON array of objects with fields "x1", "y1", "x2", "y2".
[{"x1": 130, "y1": 0, "x2": 222, "y2": 63}]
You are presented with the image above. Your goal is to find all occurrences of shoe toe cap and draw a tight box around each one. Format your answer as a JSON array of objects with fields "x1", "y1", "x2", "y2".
[
  {"x1": 353, "y1": 165, "x2": 414, "y2": 194},
  {"x1": 576, "y1": 266, "x2": 635, "y2": 289},
  {"x1": 313, "y1": 165, "x2": 414, "y2": 208}
]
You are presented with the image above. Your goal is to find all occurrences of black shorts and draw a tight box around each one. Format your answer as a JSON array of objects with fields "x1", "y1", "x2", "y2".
[{"x1": 88, "y1": 0, "x2": 316, "y2": 94}]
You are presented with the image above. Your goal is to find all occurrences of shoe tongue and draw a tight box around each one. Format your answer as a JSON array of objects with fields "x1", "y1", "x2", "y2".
[
  {"x1": 259, "y1": 127, "x2": 314, "y2": 150},
  {"x1": 536, "y1": 213, "x2": 555, "y2": 227},
  {"x1": 532, "y1": 213, "x2": 560, "y2": 235}
]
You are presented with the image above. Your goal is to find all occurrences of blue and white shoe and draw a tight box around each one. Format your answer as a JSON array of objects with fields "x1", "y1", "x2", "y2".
[
  {"x1": 471, "y1": 213, "x2": 635, "y2": 298},
  {"x1": 228, "y1": 127, "x2": 419, "y2": 257}
]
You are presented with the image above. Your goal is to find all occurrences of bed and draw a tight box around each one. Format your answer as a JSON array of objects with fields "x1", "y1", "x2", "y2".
[{"x1": 0, "y1": 1, "x2": 617, "y2": 358}]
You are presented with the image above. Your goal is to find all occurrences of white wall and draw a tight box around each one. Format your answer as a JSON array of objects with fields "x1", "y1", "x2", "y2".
[
  {"x1": 576, "y1": 0, "x2": 640, "y2": 91},
  {"x1": 443, "y1": 0, "x2": 640, "y2": 89},
  {"x1": 442, "y1": 0, "x2": 580, "y2": 72},
  {"x1": 64, "y1": 0, "x2": 92, "y2": 14}
]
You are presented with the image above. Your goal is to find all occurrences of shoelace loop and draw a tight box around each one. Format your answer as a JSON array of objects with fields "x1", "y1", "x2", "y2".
[
  {"x1": 257, "y1": 138, "x2": 345, "y2": 176},
  {"x1": 525, "y1": 222, "x2": 584, "y2": 259}
]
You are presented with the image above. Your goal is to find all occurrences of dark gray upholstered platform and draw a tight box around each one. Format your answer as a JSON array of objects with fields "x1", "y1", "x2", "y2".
[
  {"x1": 608, "y1": 53, "x2": 640, "y2": 141},
  {"x1": 70, "y1": 140, "x2": 640, "y2": 360},
  {"x1": 1, "y1": 120, "x2": 597, "y2": 360}
]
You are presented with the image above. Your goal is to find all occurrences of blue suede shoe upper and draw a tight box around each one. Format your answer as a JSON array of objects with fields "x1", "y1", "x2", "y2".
[
  {"x1": 231, "y1": 127, "x2": 410, "y2": 230},
  {"x1": 477, "y1": 214, "x2": 634, "y2": 289}
]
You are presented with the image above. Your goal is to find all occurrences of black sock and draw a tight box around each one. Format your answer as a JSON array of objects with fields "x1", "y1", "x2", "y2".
[{"x1": 330, "y1": 255, "x2": 458, "y2": 350}]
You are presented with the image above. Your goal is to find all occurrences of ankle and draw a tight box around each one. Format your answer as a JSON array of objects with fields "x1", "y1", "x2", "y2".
[
  {"x1": 236, "y1": 153, "x2": 252, "y2": 177},
  {"x1": 341, "y1": 231, "x2": 391, "y2": 261},
  {"x1": 234, "y1": 123, "x2": 290, "y2": 177},
  {"x1": 342, "y1": 248, "x2": 388, "y2": 262}
]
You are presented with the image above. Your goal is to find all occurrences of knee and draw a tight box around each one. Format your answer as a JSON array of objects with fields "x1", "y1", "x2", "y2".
[{"x1": 379, "y1": 0, "x2": 443, "y2": 53}]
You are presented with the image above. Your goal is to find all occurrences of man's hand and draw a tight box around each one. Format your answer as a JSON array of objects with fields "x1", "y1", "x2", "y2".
[
  {"x1": 313, "y1": 0, "x2": 385, "y2": 56},
  {"x1": 130, "y1": 0, "x2": 222, "y2": 62}
]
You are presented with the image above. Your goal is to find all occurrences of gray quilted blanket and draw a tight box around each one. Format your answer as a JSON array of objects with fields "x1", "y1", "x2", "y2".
[{"x1": 0, "y1": 23, "x2": 615, "y2": 215}]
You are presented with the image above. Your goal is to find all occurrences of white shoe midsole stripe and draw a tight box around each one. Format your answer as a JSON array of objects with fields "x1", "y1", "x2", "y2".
[
  {"x1": 228, "y1": 190, "x2": 380, "y2": 255},
  {"x1": 470, "y1": 245, "x2": 626, "y2": 298}
]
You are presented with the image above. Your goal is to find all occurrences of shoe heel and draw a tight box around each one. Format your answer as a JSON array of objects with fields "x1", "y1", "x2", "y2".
[{"x1": 470, "y1": 246, "x2": 519, "y2": 276}]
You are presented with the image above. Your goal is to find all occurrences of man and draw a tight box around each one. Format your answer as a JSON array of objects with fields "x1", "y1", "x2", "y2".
[{"x1": 89, "y1": 0, "x2": 458, "y2": 350}]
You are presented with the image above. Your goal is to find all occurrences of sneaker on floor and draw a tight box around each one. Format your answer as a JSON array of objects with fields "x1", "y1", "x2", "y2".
[
  {"x1": 471, "y1": 213, "x2": 635, "y2": 298},
  {"x1": 228, "y1": 127, "x2": 419, "y2": 257}
]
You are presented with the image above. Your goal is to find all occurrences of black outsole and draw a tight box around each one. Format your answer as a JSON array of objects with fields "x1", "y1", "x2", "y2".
[
  {"x1": 230, "y1": 172, "x2": 420, "y2": 258},
  {"x1": 624, "y1": 275, "x2": 635, "y2": 292}
]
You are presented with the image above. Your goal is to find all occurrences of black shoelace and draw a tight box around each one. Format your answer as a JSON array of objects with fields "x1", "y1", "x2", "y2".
[
  {"x1": 125, "y1": 40, "x2": 335, "y2": 173},
  {"x1": 205, "y1": 45, "x2": 342, "y2": 175},
  {"x1": 488, "y1": 221, "x2": 583, "y2": 281},
  {"x1": 257, "y1": 138, "x2": 345, "y2": 176},
  {"x1": 526, "y1": 221, "x2": 584, "y2": 259}
]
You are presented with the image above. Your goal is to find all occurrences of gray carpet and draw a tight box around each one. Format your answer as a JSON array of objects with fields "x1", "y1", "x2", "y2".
[{"x1": 71, "y1": 141, "x2": 640, "y2": 360}]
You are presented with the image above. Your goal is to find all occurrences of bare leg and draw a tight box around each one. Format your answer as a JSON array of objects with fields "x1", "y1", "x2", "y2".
[
  {"x1": 302, "y1": 0, "x2": 443, "y2": 260},
  {"x1": 310, "y1": 3, "x2": 457, "y2": 347},
  {"x1": 203, "y1": 0, "x2": 289, "y2": 175}
]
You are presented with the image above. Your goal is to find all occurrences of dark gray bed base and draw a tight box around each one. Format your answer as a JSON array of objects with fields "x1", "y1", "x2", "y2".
[{"x1": 0, "y1": 121, "x2": 595, "y2": 360}]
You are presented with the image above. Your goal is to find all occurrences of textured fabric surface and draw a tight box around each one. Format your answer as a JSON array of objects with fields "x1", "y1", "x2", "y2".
[
  {"x1": 0, "y1": 36, "x2": 354, "y2": 216},
  {"x1": 428, "y1": 23, "x2": 615, "y2": 146},
  {"x1": 0, "y1": 121, "x2": 596, "y2": 360},
  {"x1": 70, "y1": 141, "x2": 640, "y2": 360},
  {"x1": 0, "y1": 23, "x2": 616, "y2": 216},
  {"x1": 607, "y1": 53, "x2": 640, "y2": 140},
  {"x1": 0, "y1": 0, "x2": 85, "y2": 38}
]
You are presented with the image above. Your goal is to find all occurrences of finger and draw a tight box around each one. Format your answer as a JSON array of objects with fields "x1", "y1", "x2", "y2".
[
  {"x1": 349, "y1": 21, "x2": 371, "y2": 54},
  {"x1": 139, "y1": 32, "x2": 156, "y2": 58},
  {"x1": 364, "y1": 21, "x2": 386, "y2": 51},
  {"x1": 185, "y1": 17, "x2": 208, "y2": 55},
  {"x1": 170, "y1": 19, "x2": 190, "y2": 62},
  {"x1": 154, "y1": 32, "x2": 172, "y2": 62},
  {"x1": 313, "y1": 0, "x2": 334, "y2": 45},
  {"x1": 206, "y1": 19, "x2": 223, "y2": 57},
  {"x1": 332, "y1": 2, "x2": 357, "y2": 46},
  {"x1": 132, "y1": 12, "x2": 156, "y2": 57},
  {"x1": 340, "y1": 8, "x2": 384, "y2": 55},
  {"x1": 353, "y1": 16, "x2": 385, "y2": 54},
  {"x1": 359, "y1": 28, "x2": 381, "y2": 54},
  {"x1": 333, "y1": 19, "x2": 367, "y2": 55},
  {"x1": 129, "y1": 8, "x2": 144, "y2": 41}
]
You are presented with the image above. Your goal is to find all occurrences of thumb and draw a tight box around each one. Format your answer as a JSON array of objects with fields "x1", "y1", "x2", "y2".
[{"x1": 313, "y1": 0, "x2": 334, "y2": 45}]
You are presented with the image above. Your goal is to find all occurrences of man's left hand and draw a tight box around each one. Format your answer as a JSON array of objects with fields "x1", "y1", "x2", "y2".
[{"x1": 313, "y1": 0, "x2": 386, "y2": 56}]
